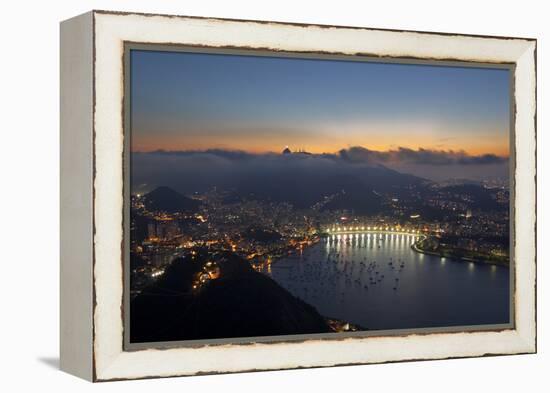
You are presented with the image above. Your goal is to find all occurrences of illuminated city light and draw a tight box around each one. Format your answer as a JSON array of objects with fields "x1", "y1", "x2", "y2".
[{"x1": 150, "y1": 269, "x2": 165, "y2": 278}]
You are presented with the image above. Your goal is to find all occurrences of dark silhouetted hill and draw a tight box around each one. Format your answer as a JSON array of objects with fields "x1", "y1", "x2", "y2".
[
  {"x1": 234, "y1": 162, "x2": 424, "y2": 213},
  {"x1": 132, "y1": 151, "x2": 425, "y2": 214},
  {"x1": 143, "y1": 186, "x2": 200, "y2": 213},
  {"x1": 130, "y1": 251, "x2": 331, "y2": 343}
]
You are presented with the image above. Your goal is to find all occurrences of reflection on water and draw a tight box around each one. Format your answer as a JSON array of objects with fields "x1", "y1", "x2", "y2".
[{"x1": 262, "y1": 233, "x2": 509, "y2": 330}]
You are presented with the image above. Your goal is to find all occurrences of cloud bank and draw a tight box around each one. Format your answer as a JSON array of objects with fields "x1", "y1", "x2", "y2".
[
  {"x1": 131, "y1": 147, "x2": 509, "y2": 194},
  {"x1": 147, "y1": 146, "x2": 508, "y2": 166},
  {"x1": 338, "y1": 146, "x2": 508, "y2": 166}
]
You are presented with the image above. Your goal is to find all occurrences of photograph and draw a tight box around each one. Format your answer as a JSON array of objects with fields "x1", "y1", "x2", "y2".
[{"x1": 127, "y1": 47, "x2": 513, "y2": 344}]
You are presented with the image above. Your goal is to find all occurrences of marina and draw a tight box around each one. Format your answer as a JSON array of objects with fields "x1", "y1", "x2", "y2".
[{"x1": 262, "y1": 232, "x2": 510, "y2": 330}]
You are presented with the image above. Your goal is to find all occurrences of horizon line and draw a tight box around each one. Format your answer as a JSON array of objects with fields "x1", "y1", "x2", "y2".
[{"x1": 130, "y1": 146, "x2": 510, "y2": 159}]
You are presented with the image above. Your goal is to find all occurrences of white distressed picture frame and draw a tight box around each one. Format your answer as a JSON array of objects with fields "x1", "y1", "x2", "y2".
[{"x1": 60, "y1": 10, "x2": 536, "y2": 382}]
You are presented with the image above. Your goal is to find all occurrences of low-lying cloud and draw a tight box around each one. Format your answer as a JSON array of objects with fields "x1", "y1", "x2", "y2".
[
  {"x1": 338, "y1": 146, "x2": 508, "y2": 166},
  {"x1": 131, "y1": 147, "x2": 509, "y2": 193},
  {"x1": 149, "y1": 146, "x2": 508, "y2": 166}
]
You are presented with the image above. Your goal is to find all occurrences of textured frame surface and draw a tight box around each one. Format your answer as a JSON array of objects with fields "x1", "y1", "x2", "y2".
[{"x1": 88, "y1": 10, "x2": 536, "y2": 381}]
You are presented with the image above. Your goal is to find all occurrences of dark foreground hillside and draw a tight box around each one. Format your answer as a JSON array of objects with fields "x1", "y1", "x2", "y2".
[{"x1": 130, "y1": 250, "x2": 331, "y2": 343}]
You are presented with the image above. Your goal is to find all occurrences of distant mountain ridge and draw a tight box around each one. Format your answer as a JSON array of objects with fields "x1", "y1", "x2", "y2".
[
  {"x1": 216, "y1": 160, "x2": 425, "y2": 213},
  {"x1": 138, "y1": 160, "x2": 427, "y2": 215},
  {"x1": 134, "y1": 151, "x2": 504, "y2": 216}
]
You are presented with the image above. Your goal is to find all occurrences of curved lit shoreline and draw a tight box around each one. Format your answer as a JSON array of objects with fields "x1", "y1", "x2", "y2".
[
  {"x1": 322, "y1": 230, "x2": 427, "y2": 258},
  {"x1": 324, "y1": 226, "x2": 422, "y2": 236},
  {"x1": 321, "y1": 231, "x2": 505, "y2": 266},
  {"x1": 324, "y1": 230, "x2": 423, "y2": 237},
  {"x1": 322, "y1": 230, "x2": 484, "y2": 265}
]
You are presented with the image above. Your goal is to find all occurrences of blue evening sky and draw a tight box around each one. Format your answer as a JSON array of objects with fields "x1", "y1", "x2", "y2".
[{"x1": 130, "y1": 49, "x2": 510, "y2": 155}]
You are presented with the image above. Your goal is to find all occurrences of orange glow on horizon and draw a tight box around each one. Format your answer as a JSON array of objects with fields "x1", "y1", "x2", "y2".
[
  {"x1": 131, "y1": 121, "x2": 509, "y2": 157},
  {"x1": 131, "y1": 139, "x2": 509, "y2": 158}
]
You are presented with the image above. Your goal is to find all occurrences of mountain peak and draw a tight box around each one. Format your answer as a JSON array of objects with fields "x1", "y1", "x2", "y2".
[{"x1": 144, "y1": 186, "x2": 200, "y2": 213}]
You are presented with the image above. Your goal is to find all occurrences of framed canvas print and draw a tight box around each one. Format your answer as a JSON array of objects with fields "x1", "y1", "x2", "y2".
[{"x1": 60, "y1": 10, "x2": 537, "y2": 381}]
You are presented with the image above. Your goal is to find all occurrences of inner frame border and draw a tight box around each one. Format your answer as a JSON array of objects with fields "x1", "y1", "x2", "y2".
[{"x1": 122, "y1": 42, "x2": 517, "y2": 352}]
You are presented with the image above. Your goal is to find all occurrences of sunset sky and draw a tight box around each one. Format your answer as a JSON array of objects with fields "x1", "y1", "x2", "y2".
[{"x1": 130, "y1": 49, "x2": 510, "y2": 158}]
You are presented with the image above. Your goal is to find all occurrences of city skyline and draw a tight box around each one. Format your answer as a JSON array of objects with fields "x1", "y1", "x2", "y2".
[{"x1": 130, "y1": 50, "x2": 510, "y2": 158}]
